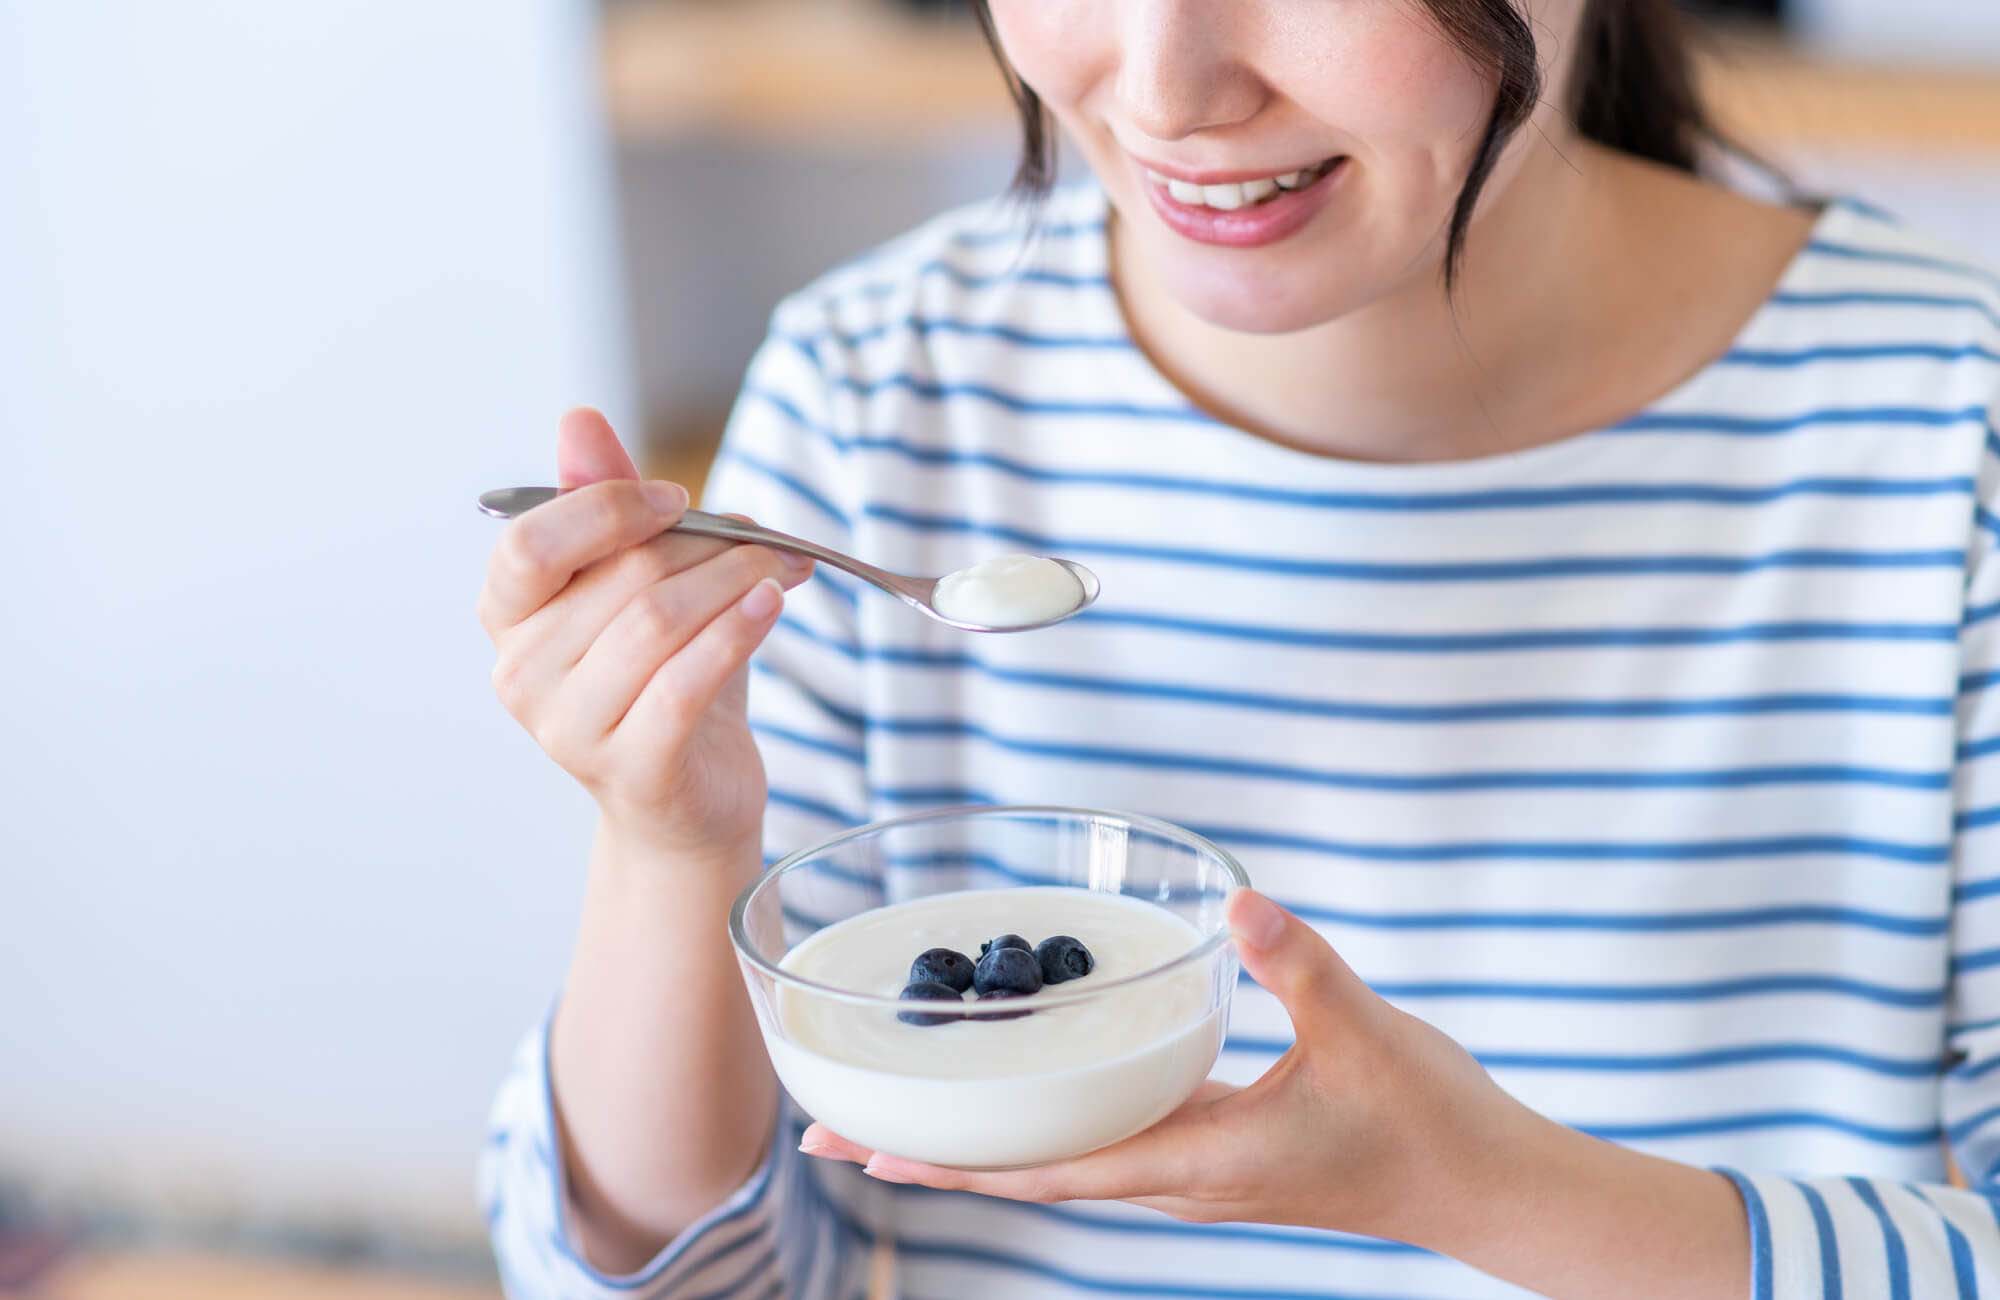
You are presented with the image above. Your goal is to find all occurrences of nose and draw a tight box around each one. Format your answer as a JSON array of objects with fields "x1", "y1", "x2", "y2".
[{"x1": 1115, "y1": 0, "x2": 1267, "y2": 143}]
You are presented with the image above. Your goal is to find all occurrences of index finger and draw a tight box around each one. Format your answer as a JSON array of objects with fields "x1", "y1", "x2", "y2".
[{"x1": 477, "y1": 479, "x2": 689, "y2": 633}]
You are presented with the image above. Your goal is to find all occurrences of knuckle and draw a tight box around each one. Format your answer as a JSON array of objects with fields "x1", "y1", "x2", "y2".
[
  {"x1": 499, "y1": 521, "x2": 551, "y2": 580},
  {"x1": 630, "y1": 582, "x2": 689, "y2": 644},
  {"x1": 490, "y1": 656, "x2": 531, "y2": 712}
]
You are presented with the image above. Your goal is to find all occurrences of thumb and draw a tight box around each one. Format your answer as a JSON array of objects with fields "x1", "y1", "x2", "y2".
[
  {"x1": 1226, "y1": 889, "x2": 1363, "y2": 1037},
  {"x1": 556, "y1": 407, "x2": 640, "y2": 490}
]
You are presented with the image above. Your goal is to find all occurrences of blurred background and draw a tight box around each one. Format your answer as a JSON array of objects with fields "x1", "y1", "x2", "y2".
[{"x1": 1, "y1": 0, "x2": 1995, "y2": 1295}]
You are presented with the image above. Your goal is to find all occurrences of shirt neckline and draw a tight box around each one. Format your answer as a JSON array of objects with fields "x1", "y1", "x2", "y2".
[{"x1": 1080, "y1": 185, "x2": 1846, "y2": 486}]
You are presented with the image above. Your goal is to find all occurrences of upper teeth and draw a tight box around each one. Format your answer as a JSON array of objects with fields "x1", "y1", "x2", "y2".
[{"x1": 1148, "y1": 164, "x2": 1323, "y2": 210}]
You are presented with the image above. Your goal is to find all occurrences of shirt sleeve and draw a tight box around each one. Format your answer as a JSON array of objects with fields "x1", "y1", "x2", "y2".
[
  {"x1": 1722, "y1": 401, "x2": 2000, "y2": 1299},
  {"x1": 479, "y1": 300, "x2": 869, "y2": 1300}
]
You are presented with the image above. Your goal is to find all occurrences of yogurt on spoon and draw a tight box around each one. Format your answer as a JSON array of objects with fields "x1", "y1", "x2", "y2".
[{"x1": 932, "y1": 554, "x2": 1087, "y2": 629}]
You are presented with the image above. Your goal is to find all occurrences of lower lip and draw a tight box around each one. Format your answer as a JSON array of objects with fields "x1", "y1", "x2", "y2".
[{"x1": 1140, "y1": 160, "x2": 1347, "y2": 249}]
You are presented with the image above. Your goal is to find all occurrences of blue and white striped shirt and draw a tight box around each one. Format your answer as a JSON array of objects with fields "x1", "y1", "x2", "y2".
[{"x1": 484, "y1": 184, "x2": 2000, "y2": 1300}]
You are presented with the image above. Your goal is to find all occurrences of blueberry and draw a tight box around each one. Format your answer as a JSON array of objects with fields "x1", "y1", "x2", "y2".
[
  {"x1": 909, "y1": 947, "x2": 975, "y2": 993},
  {"x1": 978, "y1": 933, "x2": 1032, "y2": 957},
  {"x1": 897, "y1": 980, "x2": 965, "y2": 1027},
  {"x1": 971, "y1": 989, "x2": 1031, "y2": 1021},
  {"x1": 1035, "y1": 935, "x2": 1095, "y2": 985},
  {"x1": 972, "y1": 945, "x2": 1042, "y2": 997}
]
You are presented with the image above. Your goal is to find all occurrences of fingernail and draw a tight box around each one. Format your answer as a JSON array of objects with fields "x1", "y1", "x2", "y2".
[
  {"x1": 862, "y1": 1160, "x2": 912, "y2": 1184},
  {"x1": 778, "y1": 549, "x2": 814, "y2": 575},
  {"x1": 642, "y1": 481, "x2": 689, "y2": 515},
  {"x1": 798, "y1": 1140, "x2": 834, "y2": 1158},
  {"x1": 1229, "y1": 889, "x2": 1286, "y2": 950},
  {"x1": 739, "y1": 577, "x2": 784, "y2": 621}
]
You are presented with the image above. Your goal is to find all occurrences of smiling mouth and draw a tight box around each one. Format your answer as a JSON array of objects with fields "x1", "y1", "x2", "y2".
[{"x1": 1142, "y1": 158, "x2": 1344, "y2": 211}]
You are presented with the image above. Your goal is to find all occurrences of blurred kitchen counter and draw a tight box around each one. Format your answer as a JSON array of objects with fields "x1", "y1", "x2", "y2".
[
  {"x1": 21, "y1": 1251, "x2": 497, "y2": 1300},
  {"x1": 602, "y1": 0, "x2": 2000, "y2": 157}
]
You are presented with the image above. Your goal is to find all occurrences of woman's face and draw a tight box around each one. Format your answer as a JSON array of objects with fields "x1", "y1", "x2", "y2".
[{"x1": 986, "y1": 0, "x2": 1582, "y2": 335}]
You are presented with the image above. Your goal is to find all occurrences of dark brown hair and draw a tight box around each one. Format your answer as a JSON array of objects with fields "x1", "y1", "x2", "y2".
[{"x1": 967, "y1": 0, "x2": 1717, "y2": 287}]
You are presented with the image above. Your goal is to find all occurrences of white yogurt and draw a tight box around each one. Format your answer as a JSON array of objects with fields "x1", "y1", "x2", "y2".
[
  {"x1": 766, "y1": 887, "x2": 1225, "y2": 1168},
  {"x1": 932, "y1": 554, "x2": 1083, "y2": 628}
]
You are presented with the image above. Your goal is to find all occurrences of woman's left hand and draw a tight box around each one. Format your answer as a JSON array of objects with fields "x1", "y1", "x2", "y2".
[
  {"x1": 798, "y1": 889, "x2": 1517, "y2": 1241},
  {"x1": 801, "y1": 890, "x2": 1752, "y2": 1300}
]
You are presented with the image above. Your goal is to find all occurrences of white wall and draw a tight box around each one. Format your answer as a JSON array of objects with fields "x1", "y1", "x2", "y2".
[{"x1": 0, "y1": 0, "x2": 632, "y2": 1247}]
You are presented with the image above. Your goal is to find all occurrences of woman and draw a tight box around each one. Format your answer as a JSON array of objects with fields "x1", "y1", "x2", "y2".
[{"x1": 475, "y1": 0, "x2": 2000, "y2": 1295}]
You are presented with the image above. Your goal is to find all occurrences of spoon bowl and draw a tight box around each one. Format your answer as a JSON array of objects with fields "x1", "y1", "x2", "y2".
[{"x1": 477, "y1": 485, "x2": 1099, "y2": 634}]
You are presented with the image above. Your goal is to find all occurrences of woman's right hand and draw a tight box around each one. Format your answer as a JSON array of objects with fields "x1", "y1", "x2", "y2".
[{"x1": 476, "y1": 408, "x2": 815, "y2": 850}]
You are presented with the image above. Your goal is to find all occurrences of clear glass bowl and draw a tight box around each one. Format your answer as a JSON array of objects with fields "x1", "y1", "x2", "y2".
[{"x1": 730, "y1": 804, "x2": 1249, "y2": 1169}]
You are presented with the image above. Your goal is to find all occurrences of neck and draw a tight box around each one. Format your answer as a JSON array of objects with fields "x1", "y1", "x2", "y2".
[{"x1": 1110, "y1": 136, "x2": 1791, "y2": 464}]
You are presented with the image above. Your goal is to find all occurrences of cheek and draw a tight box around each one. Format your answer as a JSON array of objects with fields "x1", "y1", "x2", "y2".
[
  {"x1": 1287, "y1": 16, "x2": 1493, "y2": 187},
  {"x1": 984, "y1": 0, "x2": 1103, "y2": 114}
]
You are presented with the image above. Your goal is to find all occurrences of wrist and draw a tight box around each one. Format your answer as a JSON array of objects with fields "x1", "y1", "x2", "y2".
[
  {"x1": 594, "y1": 806, "x2": 763, "y2": 881},
  {"x1": 1399, "y1": 1098, "x2": 1749, "y2": 1300}
]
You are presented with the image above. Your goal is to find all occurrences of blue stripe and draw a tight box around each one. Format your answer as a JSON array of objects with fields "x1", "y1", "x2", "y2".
[
  {"x1": 1957, "y1": 879, "x2": 2000, "y2": 904},
  {"x1": 1965, "y1": 671, "x2": 2000, "y2": 696},
  {"x1": 889, "y1": 1234, "x2": 1419, "y2": 1300},
  {"x1": 747, "y1": 386, "x2": 1983, "y2": 512},
  {"x1": 716, "y1": 447, "x2": 851, "y2": 528},
  {"x1": 742, "y1": 384, "x2": 2000, "y2": 558},
  {"x1": 858, "y1": 793, "x2": 1952, "y2": 866},
  {"x1": 795, "y1": 369, "x2": 1994, "y2": 437},
  {"x1": 1849, "y1": 1179, "x2": 1913, "y2": 1300},
  {"x1": 1590, "y1": 1112, "x2": 1939, "y2": 1145},
  {"x1": 1831, "y1": 196, "x2": 1903, "y2": 223},
  {"x1": 976, "y1": 1198, "x2": 1427, "y2": 1255},
  {"x1": 1953, "y1": 948, "x2": 2000, "y2": 975},
  {"x1": 1290, "y1": 901, "x2": 1943, "y2": 937},
  {"x1": 1076, "y1": 608, "x2": 1961, "y2": 654},
  {"x1": 1188, "y1": 820, "x2": 1949, "y2": 867},
  {"x1": 1796, "y1": 1180, "x2": 1846, "y2": 1300},
  {"x1": 864, "y1": 502, "x2": 1966, "y2": 581},
  {"x1": 1916, "y1": 1185, "x2": 1982, "y2": 1300},
  {"x1": 1221, "y1": 1038, "x2": 1942, "y2": 1077},
  {"x1": 1945, "y1": 1103, "x2": 2000, "y2": 1146},
  {"x1": 950, "y1": 217, "x2": 1108, "y2": 248},
  {"x1": 865, "y1": 846, "x2": 1945, "y2": 939},
  {"x1": 766, "y1": 786, "x2": 864, "y2": 827},
  {"x1": 1610, "y1": 403, "x2": 1991, "y2": 437},
  {"x1": 1770, "y1": 290, "x2": 2000, "y2": 332},
  {"x1": 772, "y1": 604, "x2": 1960, "y2": 664},
  {"x1": 1969, "y1": 602, "x2": 2000, "y2": 628},
  {"x1": 1364, "y1": 975, "x2": 1942, "y2": 1009},
  {"x1": 781, "y1": 316, "x2": 1133, "y2": 354},
  {"x1": 829, "y1": 373, "x2": 1203, "y2": 422},
  {"x1": 1721, "y1": 1169, "x2": 1777, "y2": 1300},
  {"x1": 1476, "y1": 1044, "x2": 1941, "y2": 1078},
  {"x1": 1805, "y1": 239, "x2": 2000, "y2": 296},
  {"x1": 752, "y1": 721, "x2": 866, "y2": 766},
  {"x1": 754, "y1": 628, "x2": 1951, "y2": 728},
  {"x1": 1724, "y1": 342, "x2": 2000, "y2": 368},
  {"x1": 1977, "y1": 506, "x2": 2000, "y2": 542},
  {"x1": 861, "y1": 715, "x2": 1948, "y2": 792},
  {"x1": 684, "y1": 1245, "x2": 779, "y2": 1300},
  {"x1": 851, "y1": 260, "x2": 1113, "y2": 295},
  {"x1": 1961, "y1": 737, "x2": 2000, "y2": 760},
  {"x1": 1959, "y1": 805, "x2": 2000, "y2": 831}
]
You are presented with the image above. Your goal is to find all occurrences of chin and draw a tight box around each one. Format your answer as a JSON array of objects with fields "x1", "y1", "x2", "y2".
[{"x1": 1156, "y1": 253, "x2": 1357, "y2": 336}]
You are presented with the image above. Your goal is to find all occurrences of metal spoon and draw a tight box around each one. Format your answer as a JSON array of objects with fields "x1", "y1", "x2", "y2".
[{"x1": 477, "y1": 485, "x2": 1099, "y2": 634}]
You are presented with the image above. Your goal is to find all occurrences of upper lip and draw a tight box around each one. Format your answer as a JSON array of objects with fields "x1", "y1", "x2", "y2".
[{"x1": 1129, "y1": 153, "x2": 1336, "y2": 186}]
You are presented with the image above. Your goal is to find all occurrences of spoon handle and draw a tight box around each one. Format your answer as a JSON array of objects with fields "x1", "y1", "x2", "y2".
[
  {"x1": 476, "y1": 486, "x2": 921, "y2": 603},
  {"x1": 674, "y1": 509, "x2": 912, "y2": 595}
]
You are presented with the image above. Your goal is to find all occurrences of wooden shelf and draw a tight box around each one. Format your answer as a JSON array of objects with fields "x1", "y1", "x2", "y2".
[{"x1": 603, "y1": 1, "x2": 2000, "y2": 156}]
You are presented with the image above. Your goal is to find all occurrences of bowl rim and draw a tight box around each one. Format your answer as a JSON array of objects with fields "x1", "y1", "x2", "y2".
[{"x1": 728, "y1": 803, "x2": 1251, "y2": 1014}]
